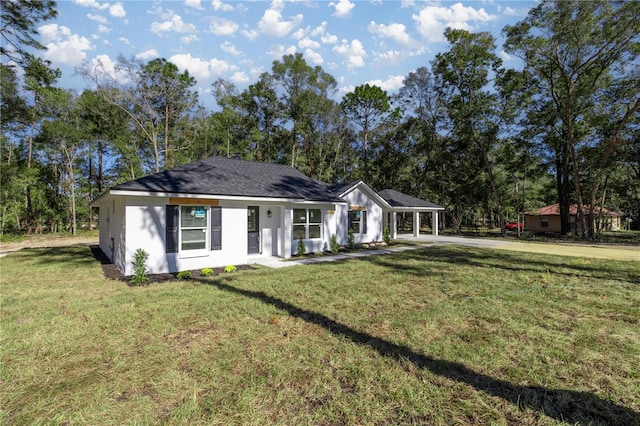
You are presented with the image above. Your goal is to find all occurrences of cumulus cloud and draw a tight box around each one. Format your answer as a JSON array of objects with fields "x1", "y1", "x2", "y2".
[
  {"x1": 90, "y1": 54, "x2": 130, "y2": 85},
  {"x1": 230, "y1": 71, "x2": 250, "y2": 85},
  {"x1": 169, "y1": 53, "x2": 236, "y2": 81},
  {"x1": 304, "y1": 49, "x2": 323, "y2": 64},
  {"x1": 328, "y1": 0, "x2": 355, "y2": 18},
  {"x1": 87, "y1": 13, "x2": 107, "y2": 24},
  {"x1": 181, "y1": 34, "x2": 200, "y2": 43},
  {"x1": 256, "y1": 1, "x2": 303, "y2": 37},
  {"x1": 311, "y1": 22, "x2": 338, "y2": 45},
  {"x1": 267, "y1": 44, "x2": 297, "y2": 60},
  {"x1": 185, "y1": 0, "x2": 204, "y2": 10},
  {"x1": 38, "y1": 24, "x2": 93, "y2": 67},
  {"x1": 151, "y1": 13, "x2": 197, "y2": 36},
  {"x1": 333, "y1": 39, "x2": 366, "y2": 68},
  {"x1": 413, "y1": 2, "x2": 496, "y2": 43},
  {"x1": 366, "y1": 74, "x2": 405, "y2": 92},
  {"x1": 109, "y1": 3, "x2": 126, "y2": 19},
  {"x1": 220, "y1": 41, "x2": 242, "y2": 56},
  {"x1": 368, "y1": 21, "x2": 419, "y2": 48},
  {"x1": 97, "y1": 25, "x2": 110, "y2": 33},
  {"x1": 209, "y1": 17, "x2": 238, "y2": 35},
  {"x1": 136, "y1": 49, "x2": 159, "y2": 60},
  {"x1": 298, "y1": 37, "x2": 320, "y2": 50},
  {"x1": 73, "y1": 0, "x2": 108, "y2": 10},
  {"x1": 212, "y1": 0, "x2": 234, "y2": 12},
  {"x1": 118, "y1": 37, "x2": 130, "y2": 45}
]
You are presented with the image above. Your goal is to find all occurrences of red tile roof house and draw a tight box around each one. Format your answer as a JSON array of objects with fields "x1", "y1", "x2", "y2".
[
  {"x1": 92, "y1": 156, "x2": 444, "y2": 275},
  {"x1": 524, "y1": 203, "x2": 622, "y2": 234}
]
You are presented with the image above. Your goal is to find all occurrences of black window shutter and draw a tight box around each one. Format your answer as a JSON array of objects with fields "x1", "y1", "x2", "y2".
[
  {"x1": 362, "y1": 211, "x2": 367, "y2": 234},
  {"x1": 211, "y1": 207, "x2": 222, "y2": 250},
  {"x1": 348, "y1": 210, "x2": 354, "y2": 231},
  {"x1": 166, "y1": 205, "x2": 179, "y2": 253}
]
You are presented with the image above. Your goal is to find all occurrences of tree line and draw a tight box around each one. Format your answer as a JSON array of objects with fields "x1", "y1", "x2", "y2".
[{"x1": 1, "y1": 0, "x2": 639, "y2": 238}]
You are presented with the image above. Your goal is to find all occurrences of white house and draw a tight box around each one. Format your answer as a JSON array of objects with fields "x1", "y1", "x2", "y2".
[{"x1": 92, "y1": 156, "x2": 444, "y2": 275}]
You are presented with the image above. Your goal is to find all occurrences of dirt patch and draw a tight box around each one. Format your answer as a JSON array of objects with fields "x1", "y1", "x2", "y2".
[
  {"x1": 0, "y1": 235, "x2": 98, "y2": 257},
  {"x1": 89, "y1": 245, "x2": 254, "y2": 284}
]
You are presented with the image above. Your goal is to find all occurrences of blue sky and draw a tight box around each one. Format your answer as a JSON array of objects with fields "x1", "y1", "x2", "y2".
[{"x1": 38, "y1": 0, "x2": 536, "y2": 109}]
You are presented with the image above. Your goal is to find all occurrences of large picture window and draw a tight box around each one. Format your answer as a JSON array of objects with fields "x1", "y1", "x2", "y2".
[
  {"x1": 293, "y1": 208, "x2": 322, "y2": 240},
  {"x1": 181, "y1": 206, "x2": 208, "y2": 250}
]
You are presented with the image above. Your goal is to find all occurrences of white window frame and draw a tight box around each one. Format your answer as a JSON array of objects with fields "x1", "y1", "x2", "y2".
[
  {"x1": 179, "y1": 205, "x2": 209, "y2": 256},
  {"x1": 293, "y1": 208, "x2": 323, "y2": 240}
]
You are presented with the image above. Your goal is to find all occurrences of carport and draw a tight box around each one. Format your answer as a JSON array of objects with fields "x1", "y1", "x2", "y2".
[{"x1": 378, "y1": 189, "x2": 445, "y2": 238}]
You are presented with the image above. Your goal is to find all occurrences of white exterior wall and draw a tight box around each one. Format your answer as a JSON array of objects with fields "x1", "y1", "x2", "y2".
[{"x1": 342, "y1": 187, "x2": 384, "y2": 244}]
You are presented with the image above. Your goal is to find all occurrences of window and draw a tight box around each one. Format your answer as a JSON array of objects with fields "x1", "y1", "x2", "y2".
[
  {"x1": 293, "y1": 208, "x2": 322, "y2": 240},
  {"x1": 166, "y1": 205, "x2": 221, "y2": 253},
  {"x1": 541, "y1": 215, "x2": 549, "y2": 228},
  {"x1": 181, "y1": 206, "x2": 208, "y2": 250},
  {"x1": 349, "y1": 210, "x2": 367, "y2": 234}
]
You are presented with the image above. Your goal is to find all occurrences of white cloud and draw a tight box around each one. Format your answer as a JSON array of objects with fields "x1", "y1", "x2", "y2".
[
  {"x1": 136, "y1": 49, "x2": 159, "y2": 60},
  {"x1": 230, "y1": 71, "x2": 250, "y2": 85},
  {"x1": 401, "y1": 0, "x2": 415, "y2": 8},
  {"x1": 413, "y1": 2, "x2": 496, "y2": 43},
  {"x1": 368, "y1": 21, "x2": 419, "y2": 48},
  {"x1": 333, "y1": 39, "x2": 366, "y2": 68},
  {"x1": 267, "y1": 44, "x2": 297, "y2": 60},
  {"x1": 328, "y1": 0, "x2": 355, "y2": 18},
  {"x1": 88, "y1": 54, "x2": 130, "y2": 85},
  {"x1": 169, "y1": 53, "x2": 236, "y2": 81},
  {"x1": 109, "y1": 3, "x2": 126, "y2": 19},
  {"x1": 366, "y1": 75, "x2": 405, "y2": 93},
  {"x1": 73, "y1": 0, "x2": 108, "y2": 10},
  {"x1": 212, "y1": 0, "x2": 234, "y2": 12},
  {"x1": 185, "y1": 0, "x2": 204, "y2": 10},
  {"x1": 38, "y1": 24, "x2": 93, "y2": 67},
  {"x1": 220, "y1": 41, "x2": 242, "y2": 56},
  {"x1": 87, "y1": 13, "x2": 107, "y2": 24},
  {"x1": 311, "y1": 22, "x2": 338, "y2": 45},
  {"x1": 298, "y1": 37, "x2": 320, "y2": 50},
  {"x1": 118, "y1": 37, "x2": 130, "y2": 45},
  {"x1": 209, "y1": 17, "x2": 238, "y2": 35},
  {"x1": 500, "y1": 50, "x2": 511, "y2": 61},
  {"x1": 304, "y1": 49, "x2": 323, "y2": 64},
  {"x1": 292, "y1": 28, "x2": 305, "y2": 40},
  {"x1": 257, "y1": 1, "x2": 303, "y2": 37},
  {"x1": 151, "y1": 14, "x2": 197, "y2": 36},
  {"x1": 181, "y1": 34, "x2": 200, "y2": 43},
  {"x1": 97, "y1": 25, "x2": 110, "y2": 33},
  {"x1": 371, "y1": 47, "x2": 426, "y2": 66}
]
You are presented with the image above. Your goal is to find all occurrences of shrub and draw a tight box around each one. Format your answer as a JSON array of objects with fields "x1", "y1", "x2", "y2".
[
  {"x1": 224, "y1": 265, "x2": 237, "y2": 273},
  {"x1": 200, "y1": 267, "x2": 214, "y2": 277},
  {"x1": 297, "y1": 238, "x2": 306, "y2": 256},
  {"x1": 176, "y1": 270, "x2": 191, "y2": 280},
  {"x1": 383, "y1": 227, "x2": 391, "y2": 245},
  {"x1": 348, "y1": 228, "x2": 355, "y2": 249},
  {"x1": 130, "y1": 248, "x2": 149, "y2": 286},
  {"x1": 330, "y1": 234, "x2": 339, "y2": 254}
]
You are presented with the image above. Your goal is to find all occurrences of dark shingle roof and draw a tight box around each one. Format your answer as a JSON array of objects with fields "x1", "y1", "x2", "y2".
[
  {"x1": 378, "y1": 189, "x2": 444, "y2": 209},
  {"x1": 111, "y1": 156, "x2": 344, "y2": 203},
  {"x1": 327, "y1": 181, "x2": 359, "y2": 195}
]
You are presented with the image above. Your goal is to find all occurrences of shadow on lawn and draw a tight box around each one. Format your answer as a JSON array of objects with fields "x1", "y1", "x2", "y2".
[
  {"x1": 199, "y1": 275, "x2": 640, "y2": 426},
  {"x1": 366, "y1": 245, "x2": 640, "y2": 284}
]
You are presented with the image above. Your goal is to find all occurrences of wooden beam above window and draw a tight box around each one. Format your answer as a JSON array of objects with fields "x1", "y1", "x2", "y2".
[
  {"x1": 349, "y1": 205, "x2": 366, "y2": 211},
  {"x1": 169, "y1": 197, "x2": 219, "y2": 206}
]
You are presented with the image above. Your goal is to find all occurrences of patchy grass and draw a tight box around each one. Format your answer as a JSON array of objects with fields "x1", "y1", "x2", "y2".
[{"x1": 1, "y1": 244, "x2": 639, "y2": 425}]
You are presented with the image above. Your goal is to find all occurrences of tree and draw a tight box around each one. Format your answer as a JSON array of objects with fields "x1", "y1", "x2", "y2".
[
  {"x1": 434, "y1": 29, "x2": 508, "y2": 235},
  {"x1": 341, "y1": 84, "x2": 392, "y2": 183},
  {"x1": 0, "y1": 0, "x2": 57, "y2": 67},
  {"x1": 504, "y1": 0, "x2": 640, "y2": 238}
]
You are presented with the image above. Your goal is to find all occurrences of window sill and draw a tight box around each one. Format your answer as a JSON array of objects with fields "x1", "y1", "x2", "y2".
[{"x1": 179, "y1": 250, "x2": 210, "y2": 259}]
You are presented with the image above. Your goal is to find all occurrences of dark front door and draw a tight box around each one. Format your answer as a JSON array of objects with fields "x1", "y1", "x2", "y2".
[{"x1": 248, "y1": 206, "x2": 260, "y2": 254}]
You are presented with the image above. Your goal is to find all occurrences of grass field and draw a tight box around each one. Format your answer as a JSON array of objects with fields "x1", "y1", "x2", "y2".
[{"x1": 1, "y1": 244, "x2": 639, "y2": 425}]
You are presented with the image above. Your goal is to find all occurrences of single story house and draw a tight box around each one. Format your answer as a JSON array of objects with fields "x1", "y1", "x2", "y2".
[
  {"x1": 92, "y1": 156, "x2": 444, "y2": 275},
  {"x1": 524, "y1": 203, "x2": 622, "y2": 233}
]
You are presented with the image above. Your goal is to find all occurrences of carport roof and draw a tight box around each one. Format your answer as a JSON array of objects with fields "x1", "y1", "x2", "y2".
[{"x1": 378, "y1": 189, "x2": 444, "y2": 210}]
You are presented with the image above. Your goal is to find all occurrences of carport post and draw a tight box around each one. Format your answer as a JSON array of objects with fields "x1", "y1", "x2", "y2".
[
  {"x1": 390, "y1": 211, "x2": 397, "y2": 239},
  {"x1": 432, "y1": 211, "x2": 439, "y2": 236},
  {"x1": 413, "y1": 211, "x2": 420, "y2": 237}
]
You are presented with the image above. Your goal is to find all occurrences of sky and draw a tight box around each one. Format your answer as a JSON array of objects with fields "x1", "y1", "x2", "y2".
[{"x1": 37, "y1": 0, "x2": 537, "y2": 109}]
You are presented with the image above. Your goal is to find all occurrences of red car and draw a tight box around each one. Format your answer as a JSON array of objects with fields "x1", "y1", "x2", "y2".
[{"x1": 505, "y1": 222, "x2": 523, "y2": 231}]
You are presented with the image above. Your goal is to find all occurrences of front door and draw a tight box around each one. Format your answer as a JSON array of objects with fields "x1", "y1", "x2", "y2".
[{"x1": 248, "y1": 206, "x2": 260, "y2": 254}]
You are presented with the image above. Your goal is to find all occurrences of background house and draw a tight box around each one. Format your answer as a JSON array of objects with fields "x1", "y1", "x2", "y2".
[{"x1": 524, "y1": 203, "x2": 622, "y2": 233}]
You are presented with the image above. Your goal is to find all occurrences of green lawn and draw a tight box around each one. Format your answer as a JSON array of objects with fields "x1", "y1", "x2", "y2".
[{"x1": 1, "y1": 244, "x2": 639, "y2": 425}]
